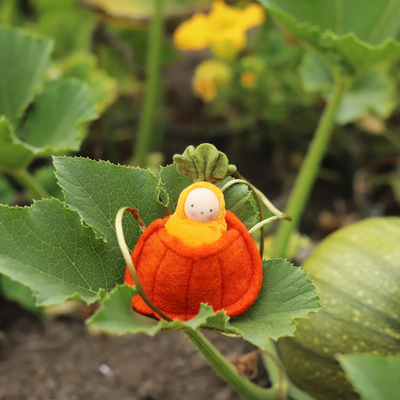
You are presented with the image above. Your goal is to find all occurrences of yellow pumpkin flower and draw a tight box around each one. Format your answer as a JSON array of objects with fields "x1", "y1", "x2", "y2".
[
  {"x1": 173, "y1": 1, "x2": 266, "y2": 52},
  {"x1": 192, "y1": 59, "x2": 232, "y2": 102}
]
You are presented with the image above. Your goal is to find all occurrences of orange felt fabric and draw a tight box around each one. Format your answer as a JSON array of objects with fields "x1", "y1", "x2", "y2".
[
  {"x1": 124, "y1": 210, "x2": 263, "y2": 321},
  {"x1": 165, "y1": 182, "x2": 227, "y2": 246}
]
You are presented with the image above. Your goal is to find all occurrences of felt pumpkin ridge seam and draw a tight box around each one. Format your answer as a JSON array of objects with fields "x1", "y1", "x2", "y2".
[
  {"x1": 150, "y1": 247, "x2": 169, "y2": 306},
  {"x1": 185, "y1": 259, "x2": 195, "y2": 321},
  {"x1": 153, "y1": 249, "x2": 170, "y2": 312},
  {"x1": 217, "y1": 256, "x2": 224, "y2": 309},
  {"x1": 219, "y1": 234, "x2": 256, "y2": 302}
]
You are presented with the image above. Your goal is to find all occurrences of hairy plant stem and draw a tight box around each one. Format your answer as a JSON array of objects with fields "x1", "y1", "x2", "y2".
[
  {"x1": 13, "y1": 168, "x2": 50, "y2": 199},
  {"x1": 132, "y1": 0, "x2": 164, "y2": 166},
  {"x1": 273, "y1": 77, "x2": 350, "y2": 258},
  {"x1": 261, "y1": 340, "x2": 317, "y2": 400},
  {"x1": 184, "y1": 329, "x2": 284, "y2": 400}
]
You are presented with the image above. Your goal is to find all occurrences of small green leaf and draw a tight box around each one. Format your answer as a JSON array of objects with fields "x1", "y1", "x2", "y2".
[
  {"x1": 299, "y1": 52, "x2": 332, "y2": 93},
  {"x1": 0, "y1": 199, "x2": 124, "y2": 306},
  {"x1": 299, "y1": 52, "x2": 396, "y2": 124},
  {"x1": 260, "y1": 0, "x2": 400, "y2": 72},
  {"x1": 0, "y1": 116, "x2": 34, "y2": 171},
  {"x1": 32, "y1": 0, "x2": 95, "y2": 56},
  {"x1": 19, "y1": 80, "x2": 98, "y2": 155},
  {"x1": 339, "y1": 354, "x2": 400, "y2": 400},
  {"x1": 160, "y1": 163, "x2": 259, "y2": 228},
  {"x1": 337, "y1": 70, "x2": 395, "y2": 124},
  {"x1": 230, "y1": 259, "x2": 321, "y2": 348},
  {"x1": 0, "y1": 275, "x2": 44, "y2": 316},
  {"x1": 87, "y1": 285, "x2": 161, "y2": 336},
  {"x1": 56, "y1": 53, "x2": 118, "y2": 113},
  {"x1": 88, "y1": 285, "x2": 241, "y2": 336},
  {"x1": 86, "y1": 69, "x2": 118, "y2": 113},
  {"x1": 0, "y1": 26, "x2": 53, "y2": 124},
  {"x1": 54, "y1": 156, "x2": 166, "y2": 252}
]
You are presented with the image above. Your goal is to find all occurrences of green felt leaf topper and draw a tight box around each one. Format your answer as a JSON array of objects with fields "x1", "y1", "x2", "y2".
[{"x1": 173, "y1": 143, "x2": 237, "y2": 183}]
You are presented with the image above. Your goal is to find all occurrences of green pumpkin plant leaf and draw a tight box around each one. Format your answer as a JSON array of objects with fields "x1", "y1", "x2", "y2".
[
  {"x1": 0, "y1": 199, "x2": 120, "y2": 306},
  {"x1": 338, "y1": 354, "x2": 400, "y2": 400},
  {"x1": 0, "y1": 116, "x2": 35, "y2": 171},
  {"x1": 230, "y1": 259, "x2": 321, "y2": 348},
  {"x1": 0, "y1": 174, "x2": 13, "y2": 205},
  {"x1": 32, "y1": 0, "x2": 95, "y2": 56},
  {"x1": 0, "y1": 275, "x2": 44, "y2": 317},
  {"x1": 299, "y1": 52, "x2": 396, "y2": 124},
  {"x1": 0, "y1": 26, "x2": 53, "y2": 124},
  {"x1": 259, "y1": 0, "x2": 400, "y2": 74},
  {"x1": 19, "y1": 80, "x2": 97, "y2": 155},
  {"x1": 0, "y1": 27, "x2": 98, "y2": 187},
  {"x1": 54, "y1": 53, "x2": 118, "y2": 113},
  {"x1": 54, "y1": 156, "x2": 166, "y2": 251}
]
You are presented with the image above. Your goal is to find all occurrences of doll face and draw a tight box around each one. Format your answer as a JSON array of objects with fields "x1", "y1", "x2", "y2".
[{"x1": 184, "y1": 188, "x2": 220, "y2": 223}]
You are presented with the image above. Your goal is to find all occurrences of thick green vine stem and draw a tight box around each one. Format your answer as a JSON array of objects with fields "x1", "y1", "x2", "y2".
[
  {"x1": 184, "y1": 329, "x2": 283, "y2": 400},
  {"x1": 12, "y1": 168, "x2": 50, "y2": 199},
  {"x1": 273, "y1": 77, "x2": 350, "y2": 258},
  {"x1": 132, "y1": 0, "x2": 164, "y2": 166}
]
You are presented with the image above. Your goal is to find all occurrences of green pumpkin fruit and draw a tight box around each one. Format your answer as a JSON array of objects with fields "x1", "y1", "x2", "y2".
[{"x1": 279, "y1": 217, "x2": 400, "y2": 400}]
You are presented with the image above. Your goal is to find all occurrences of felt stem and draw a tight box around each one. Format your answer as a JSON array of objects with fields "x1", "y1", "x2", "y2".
[
  {"x1": 115, "y1": 207, "x2": 172, "y2": 321},
  {"x1": 221, "y1": 178, "x2": 289, "y2": 219},
  {"x1": 273, "y1": 77, "x2": 350, "y2": 258},
  {"x1": 12, "y1": 168, "x2": 50, "y2": 199},
  {"x1": 132, "y1": 0, "x2": 164, "y2": 166},
  {"x1": 184, "y1": 329, "x2": 285, "y2": 400},
  {"x1": 248, "y1": 214, "x2": 290, "y2": 235}
]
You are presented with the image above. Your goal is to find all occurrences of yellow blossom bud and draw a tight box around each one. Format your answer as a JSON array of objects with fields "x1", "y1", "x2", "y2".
[
  {"x1": 192, "y1": 59, "x2": 232, "y2": 102},
  {"x1": 241, "y1": 71, "x2": 257, "y2": 89}
]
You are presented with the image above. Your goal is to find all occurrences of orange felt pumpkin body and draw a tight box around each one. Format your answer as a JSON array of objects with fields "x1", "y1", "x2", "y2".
[{"x1": 125, "y1": 210, "x2": 263, "y2": 321}]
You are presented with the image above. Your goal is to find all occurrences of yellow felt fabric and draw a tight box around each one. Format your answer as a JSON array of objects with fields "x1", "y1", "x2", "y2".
[{"x1": 165, "y1": 182, "x2": 227, "y2": 247}]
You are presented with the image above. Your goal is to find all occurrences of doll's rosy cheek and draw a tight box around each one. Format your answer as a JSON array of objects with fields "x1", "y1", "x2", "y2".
[{"x1": 184, "y1": 188, "x2": 220, "y2": 223}]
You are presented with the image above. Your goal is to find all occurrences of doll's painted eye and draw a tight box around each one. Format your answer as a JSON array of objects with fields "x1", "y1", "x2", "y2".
[{"x1": 184, "y1": 188, "x2": 220, "y2": 223}]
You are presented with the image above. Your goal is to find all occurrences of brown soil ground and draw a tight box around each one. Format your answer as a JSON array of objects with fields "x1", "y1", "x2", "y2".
[{"x1": 0, "y1": 299, "x2": 267, "y2": 400}]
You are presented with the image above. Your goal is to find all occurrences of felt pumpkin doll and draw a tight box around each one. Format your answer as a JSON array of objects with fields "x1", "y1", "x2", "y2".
[{"x1": 124, "y1": 144, "x2": 264, "y2": 321}]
